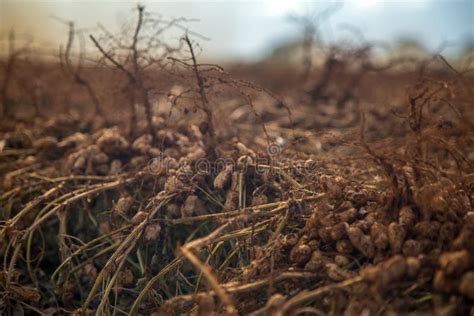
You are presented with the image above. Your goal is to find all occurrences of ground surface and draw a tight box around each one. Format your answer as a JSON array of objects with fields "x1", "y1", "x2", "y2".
[{"x1": 0, "y1": 19, "x2": 473, "y2": 315}]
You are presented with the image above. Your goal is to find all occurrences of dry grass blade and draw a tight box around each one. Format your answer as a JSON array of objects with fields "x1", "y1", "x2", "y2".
[{"x1": 181, "y1": 247, "x2": 236, "y2": 315}]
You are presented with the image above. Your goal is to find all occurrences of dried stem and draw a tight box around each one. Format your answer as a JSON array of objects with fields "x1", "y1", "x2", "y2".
[
  {"x1": 1, "y1": 30, "x2": 20, "y2": 119},
  {"x1": 62, "y1": 22, "x2": 107, "y2": 123},
  {"x1": 90, "y1": 7, "x2": 155, "y2": 139},
  {"x1": 181, "y1": 247, "x2": 236, "y2": 315},
  {"x1": 183, "y1": 34, "x2": 216, "y2": 153}
]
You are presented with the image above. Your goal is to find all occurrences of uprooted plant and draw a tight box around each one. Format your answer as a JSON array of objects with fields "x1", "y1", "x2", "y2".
[
  {"x1": 88, "y1": 5, "x2": 196, "y2": 140},
  {"x1": 0, "y1": 4, "x2": 473, "y2": 316}
]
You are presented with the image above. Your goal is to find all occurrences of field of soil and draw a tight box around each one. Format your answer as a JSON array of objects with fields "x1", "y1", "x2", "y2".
[{"x1": 0, "y1": 7, "x2": 473, "y2": 315}]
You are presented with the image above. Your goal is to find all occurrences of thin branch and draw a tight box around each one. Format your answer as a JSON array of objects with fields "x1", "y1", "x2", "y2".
[
  {"x1": 183, "y1": 33, "x2": 216, "y2": 151},
  {"x1": 89, "y1": 34, "x2": 136, "y2": 84}
]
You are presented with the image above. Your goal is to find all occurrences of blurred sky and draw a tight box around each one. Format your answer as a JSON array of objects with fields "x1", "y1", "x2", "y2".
[{"x1": 1, "y1": 0, "x2": 473, "y2": 61}]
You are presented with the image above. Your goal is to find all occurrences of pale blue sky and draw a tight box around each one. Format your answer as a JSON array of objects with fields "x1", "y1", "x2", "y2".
[{"x1": 1, "y1": 0, "x2": 473, "y2": 61}]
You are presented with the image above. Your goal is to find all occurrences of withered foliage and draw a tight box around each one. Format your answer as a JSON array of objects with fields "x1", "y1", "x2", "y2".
[{"x1": 0, "y1": 5, "x2": 473, "y2": 316}]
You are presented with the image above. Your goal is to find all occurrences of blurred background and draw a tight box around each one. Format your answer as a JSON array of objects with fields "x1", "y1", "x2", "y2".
[{"x1": 1, "y1": 0, "x2": 473, "y2": 63}]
